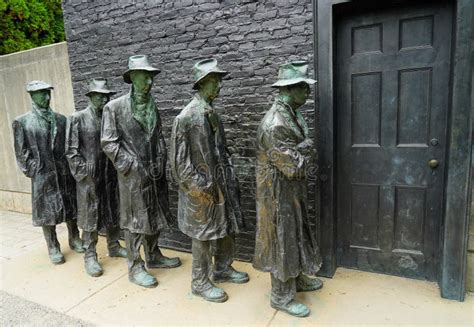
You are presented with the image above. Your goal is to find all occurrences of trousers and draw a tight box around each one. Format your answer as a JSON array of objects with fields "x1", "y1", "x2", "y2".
[
  {"x1": 124, "y1": 230, "x2": 164, "y2": 275},
  {"x1": 42, "y1": 220, "x2": 80, "y2": 253},
  {"x1": 191, "y1": 235, "x2": 234, "y2": 293},
  {"x1": 270, "y1": 273, "x2": 297, "y2": 306},
  {"x1": 82, "y1": 226, "x2": 122, "y2": 259}
]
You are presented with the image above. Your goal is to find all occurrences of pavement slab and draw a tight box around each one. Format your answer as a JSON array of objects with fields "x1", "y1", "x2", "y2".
[
  {"x1": 1, "y1": 210, "x2": 473, "y2": 326},
  {"x1": 0, "y1": 290, "x2": 91, "y2": 326}
]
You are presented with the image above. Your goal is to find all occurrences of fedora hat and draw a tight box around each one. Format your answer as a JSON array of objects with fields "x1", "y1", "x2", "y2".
[
  {"x1": 85, "y1": 78, "x2": 116, "y2": 96},
  {"x1": 271, "y1": 61, "x2": 316, "y2": 88},
  {"x1": 123, "y1": 55, "x2": 160, "y2": 84},
  {"x1": 192, "y1": 58, "x2": 228, "y2": 90},
  {"x1": 26, "y1": 80, "x2": 54, "y2": 93}
]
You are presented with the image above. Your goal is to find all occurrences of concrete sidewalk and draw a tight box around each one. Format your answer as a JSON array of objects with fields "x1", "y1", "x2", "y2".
[{"x1": 1, "y1": 210, "x2": 473, "y2": 326}]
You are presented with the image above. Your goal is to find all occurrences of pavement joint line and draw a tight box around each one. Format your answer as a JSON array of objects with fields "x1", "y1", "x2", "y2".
[
  {"x1": 265, "y1": 309, "x2": 278, "y2": 326},
  {"x1": 63, "y1": 271, "x2": 128, "y2": 314}
]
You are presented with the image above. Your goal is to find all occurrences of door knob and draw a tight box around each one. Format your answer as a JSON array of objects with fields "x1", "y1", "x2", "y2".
[{"x1": 428, "y1": 159, "x2": 439, "y2": 169}]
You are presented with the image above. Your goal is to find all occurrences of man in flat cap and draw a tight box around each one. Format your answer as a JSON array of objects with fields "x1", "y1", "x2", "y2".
[
  {"x1": 253, "y1": 62, "x2": 323, "y2": 317},
  {"x1": 101, "y1": 55, "x2": 181, "y2": 288},
  {"x1": 170, "y1": 58, "x2": 248, "y2": 303},
  {"x1": 12, "y1": 80, "x2": 84, "y2": 265},
  {"x1": 66, "y1": 78, "x2": 128, "y2": 277}
]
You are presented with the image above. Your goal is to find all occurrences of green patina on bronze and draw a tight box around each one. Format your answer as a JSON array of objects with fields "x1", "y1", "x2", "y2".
[
  {"x1": 65, "y1": 78, "x2": 127, "y2": 278},
  {"x1": 170, "y1": 58, "x2": 248, "y2": 303},
  {"x1": 101, "y1": 55, "x2": 181, "y2": 288},
  {"x1": 253, "y1": 62, "x2": 323, "y2": 318},
  {"x1": 12, "y1": 80, "x2": 84, "y2": 265}
]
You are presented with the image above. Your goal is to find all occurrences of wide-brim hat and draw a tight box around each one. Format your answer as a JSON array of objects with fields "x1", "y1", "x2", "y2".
[
  {"x1": 26, "y1": 80, "x2": 54, "y2": 93},
  {"x1": 271, "y1": 61, "x2": 316, "y2": 88},
  {"x1": 192, "y1": 58, "x2": 228, "y2": 90},
  {"x1": 85, "y1": 78, "x2": 116, "y2": 96},
  {"x1": 123, "y1": 55, "x2": 160, "y2": 84}
]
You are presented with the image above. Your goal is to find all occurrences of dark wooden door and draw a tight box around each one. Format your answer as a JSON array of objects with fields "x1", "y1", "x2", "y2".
[{"x1": 335, "y1": 1, "x2": 452, "y2": 280}]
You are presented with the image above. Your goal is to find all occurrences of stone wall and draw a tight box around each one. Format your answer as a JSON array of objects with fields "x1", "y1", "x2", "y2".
[
  {"x1": 0, "y1": 42, "x2": 75, "y2": 213},
  {"x1": 62, "y1": 0, "x2": 317, "y2": 260}
]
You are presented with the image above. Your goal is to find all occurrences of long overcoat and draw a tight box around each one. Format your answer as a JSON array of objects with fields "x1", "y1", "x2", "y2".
[
  {"x1": 253, "y1": 100, "x2": 321, "y2": 282},
  {"x1": 100, "y1": 93, "x2": 172, "y2": 235},
  {"x1": 65, "y1": 106, "x2": 120, "y2": 232},
  {"x1": 170, "y1": 94, "x2": 244, "y2": 241},
  {"x1": 12, "y1": 106, "x2": 76, "y2": 226}
]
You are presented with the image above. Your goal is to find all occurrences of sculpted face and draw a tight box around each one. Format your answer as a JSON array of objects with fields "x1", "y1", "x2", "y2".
[
  {"x1": 198, "y1": 74, "x2": 222, "y2": 102},
  {"x1": 30, "y1": 90, "x2": 51, "y2": 109},
  {"x1": 130, "y1": 70, "x2": 153, "y2": 95},
  {"x1": 289, "y1": 83, "x2": 310, "y2": 108},
  {"x1": 89, "y1": 93, "x2": 109, "y2": 111}
]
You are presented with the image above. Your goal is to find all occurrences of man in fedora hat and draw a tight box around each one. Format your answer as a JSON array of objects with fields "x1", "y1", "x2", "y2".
[
  {"x1": 170, "y1": 58, "x2": 248, "y2": 303},
  {"x1": 101, "y1": 55, "x2": 181, "y2": 288},
  {"x1": 253, "y1": 62, "x2": 323, "y2": 317},
  {"x1": 12, "y1": 80, "x2": 84, "y2": 265},
  {"x1": 66, "y1": 78, "x2": 128, "y2": 277}
]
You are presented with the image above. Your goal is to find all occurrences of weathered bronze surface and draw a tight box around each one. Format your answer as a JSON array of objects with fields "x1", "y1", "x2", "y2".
[
  {"x1": 170, "y1": 58, "x2": 248, "y2": 303},
  {"x1": 12, "y1": 80, "x2": 83, "y2": 265},
  {"x1": 101, "y1": 55, "x2": 181, "y2": 287},
  {"x1": 65, "y1": 78, "x2": 127, "y2": 277},
  {"x1": 253, "y1": 62, "x2": 322, "y2": 317}
]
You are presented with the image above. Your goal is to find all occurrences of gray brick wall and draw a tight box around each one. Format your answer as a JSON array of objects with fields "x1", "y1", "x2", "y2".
[{"x1": 62, "y1": 0, "x2": 317, "y2": 261}]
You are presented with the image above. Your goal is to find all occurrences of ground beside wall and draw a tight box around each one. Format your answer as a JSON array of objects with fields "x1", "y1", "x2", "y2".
[
  {"x1": 62, "y1": 0, "x2": 317, "y2": 260},
  {"x1": 468, "y1": 183, "x2": 474, "y2": 291},
  {"x1": 0, "y1": 42, "x2": 75, "y2": 213}
]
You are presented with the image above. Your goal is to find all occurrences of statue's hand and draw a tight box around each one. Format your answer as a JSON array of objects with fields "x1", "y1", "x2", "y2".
[
  {"x1": 86, "y1": 162, "x2": 96, "y2": 178},
  {"x1": 297, "y1": 138, "x2": 314, "y2": 156},
  {"x1": 29, "y1": 160, "x2": 40, "y2": 176},
  {"x1": 202, "y1": 180, "x2": 219, "y2": 203}
]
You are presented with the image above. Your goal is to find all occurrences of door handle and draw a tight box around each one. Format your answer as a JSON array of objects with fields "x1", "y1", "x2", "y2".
[{"x1": 428, "y1": 159, "x2": 439, "y2": 169}]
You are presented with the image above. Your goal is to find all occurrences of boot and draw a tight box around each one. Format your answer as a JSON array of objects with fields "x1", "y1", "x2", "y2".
[
  {"x1": 85, "y1": 256, "x2": 103, "y2": 277},
  {"x1": 271, "y1": 300, "x2": 310, "y2": 318},
  {"x1": 147, "y1": 255, "x2": 182, "y2": 269},
  {"x1": 108, "y1": 242, "x2": 128, "y2": 258},
  {"x1": 129, "y1": 268, "x2": 158, "y2": 288},
  {"x1": 192, "y1": 283, "x2": 228, "y2": 303},
  {"x1": 43, "y1": 226, "x2": 65, "y2": 265},
  {"x1": 48, "y1": 247, "x2": 65, "y2": 265},
  {"x1": 67, "y1": 220, "x2": 84, "y2": 253},
  {"x1": 106, "y1": 227, "x2": 127, "y2": 258},
  {"x1": 143, "y1": 233, "x2": 181, "y2": 269},
  {"x1": 213, "y1": 265, "x2": 249, "y2": 284},
  {"x1": 296, "y1": 274, "x2": 323, "y2": 292}
]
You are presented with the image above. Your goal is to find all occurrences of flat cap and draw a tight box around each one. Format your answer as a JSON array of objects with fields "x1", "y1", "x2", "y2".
[{"x1": 26, "y1": 80, "x2": 54, "y2": 93}]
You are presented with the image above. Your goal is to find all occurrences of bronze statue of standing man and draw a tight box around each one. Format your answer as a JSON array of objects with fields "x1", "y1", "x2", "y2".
[
  {"x1": 66, "y1": 78, "x2": 128, "y2": 277},
  {"x1": 170, "y1": 58, "x2": 248, "y2": 303},
  {"x1": 12, "y1": 80, "x2": 84, "y2": 265},
  {"x1": 253, "y1": 62, "x2": 323, "y2": 317},
  {"x1": 101, "y1": 55, "x2": 181, "y2": 288}
]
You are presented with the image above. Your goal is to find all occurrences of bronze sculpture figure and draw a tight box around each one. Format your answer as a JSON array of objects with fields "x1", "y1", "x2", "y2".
[
  {"x1": 170, "y1": 58, "x2": 248, "y2": 303},
  {"x1": 253, "y1": 62, "x2": 323, "y2": 317},
  {"x1": 101, "y1": 55, "x2": 181, "y2": 288},
  {"x1": 66, "y1": 78, "x2": 128, "y2": 277},
  {"x1": 12, "y1": 80, "x2": 84, "y2": 265}
]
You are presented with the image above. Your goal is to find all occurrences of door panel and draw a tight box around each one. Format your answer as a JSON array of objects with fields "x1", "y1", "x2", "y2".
[{"x1": 336, "y1": 1, "x2": 452, "y2": 280}]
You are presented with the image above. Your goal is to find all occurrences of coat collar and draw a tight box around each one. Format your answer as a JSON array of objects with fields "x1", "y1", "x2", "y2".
[
  {"x1": 127, "y1": 91, "x2": 157, "y2": 138},
  {"x1": 31, "y1": 102, "x2": 57, "y2": 149},
  {"x1": 275, "y1": 100, "x2": 307, "y2": 139},
  {"x1": 194, "y1": 93, "x2": 212, "y2": 112},
  {"x1": 86, "y1": 105, "x2": 101, "y2": 125},
  {"x1": 194, "y1": 93, "x2": 220, "y2": 134}
]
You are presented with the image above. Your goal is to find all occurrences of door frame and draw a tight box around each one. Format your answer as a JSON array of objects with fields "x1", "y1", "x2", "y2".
[{"x1": 313, "y1": 0, "x2": 473, "y2": 301}]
